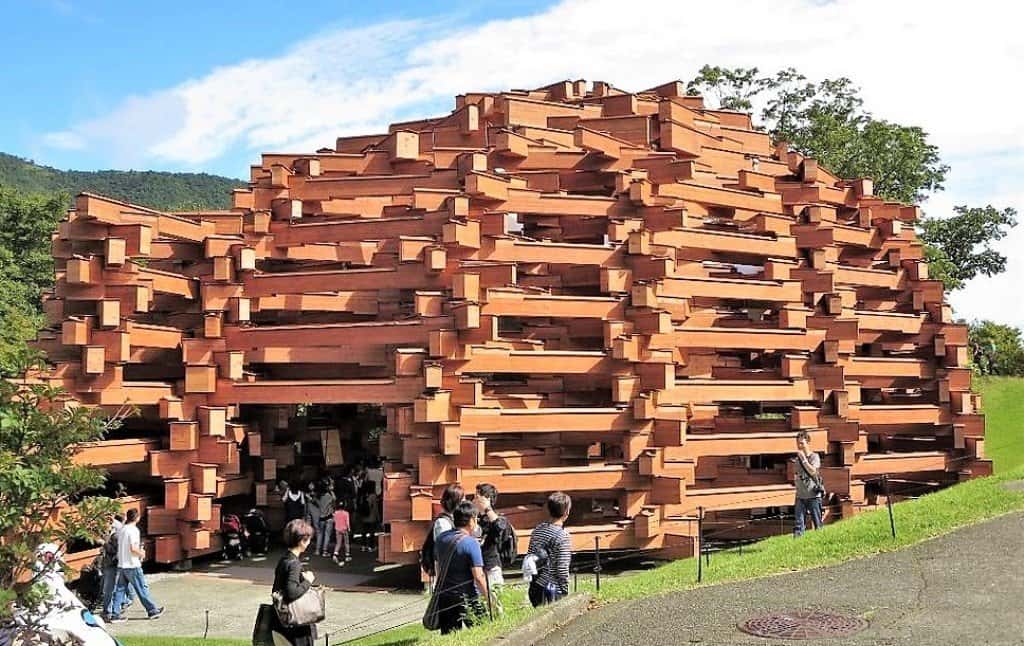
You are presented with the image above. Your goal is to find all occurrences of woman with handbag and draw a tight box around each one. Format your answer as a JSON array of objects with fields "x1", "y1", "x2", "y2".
[{"x1": 270, "y1": 519, "x2": 322, "y2": 645}]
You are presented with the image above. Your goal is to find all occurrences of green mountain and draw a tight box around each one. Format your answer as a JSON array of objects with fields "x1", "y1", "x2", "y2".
[{"x1": 0, "y1": 152, "x2": 245, "y2": 211}]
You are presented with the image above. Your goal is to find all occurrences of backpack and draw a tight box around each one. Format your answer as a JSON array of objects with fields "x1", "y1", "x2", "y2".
[
  {"x1": 419, "y1": 513, "x2": 452, "y2": 577},
  {"x1": 101, "y1": 530, "x2": 119, "y2": 568},
  {"x1": 497, "y1": 520, "x2": 518, "y2": 567}
]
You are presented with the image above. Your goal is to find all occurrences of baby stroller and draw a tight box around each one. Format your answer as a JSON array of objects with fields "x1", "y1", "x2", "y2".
[
  {"x1": 243, "y1": 508, "x2": 270, "y2": 554},
  {"x1": 75, "y1": 554, "x2": 105, "y2": 612},
  {"x1": 221, "y1": 513, "x2": 246, "y2": 560}
]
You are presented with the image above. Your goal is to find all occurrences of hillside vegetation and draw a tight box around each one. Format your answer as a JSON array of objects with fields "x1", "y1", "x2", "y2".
[
  {"x1": 977, "y1": 376, "x2": 1024, "y2": 471},
  {"x1": 0, "y1": 152, "x2": 243, "y2": 211}
]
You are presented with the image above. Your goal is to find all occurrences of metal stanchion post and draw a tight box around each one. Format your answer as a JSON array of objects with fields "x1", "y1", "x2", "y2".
[
  {"x1": 484, "y1": 570, "x2": 494, "y2": 621},
  {"x1": 697, "y1": 506, "x2": 704, "y2": 583},
  {"x1": 593, "y1": 536, "x2": 602, "y2": 592},
  {"x1": 883, "y1": 474, "x2": 897, "y2": 539}
]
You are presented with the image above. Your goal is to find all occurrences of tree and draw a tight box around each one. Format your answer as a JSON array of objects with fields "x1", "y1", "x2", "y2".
[
  {"x1": 0, "y1": 188, "x2": 64, "y2": 374},
  {"x1": 0, "y1": 188, "x2": 64, "y2": 302},
  {"x1": 0, "y1": 152, "x2": 244, "y2": 211},
  {"x1": 0, "y1": 348, "x2": 119, "y2": 624},
  {"x1": 968, "y1": 320, "x2": 1024, "y2": 376},
  {"x1": 686, "y1": 66, "x2": 949, "y2": 204},
  {"x1": 685, "y1": 65, "x2": 771, "y2": 112},
  {"x1": 919, "y1": 205, "x2": 1018, "y2": 292},
  {"x1": 686, "y1": 66, "x2": 1017, "y2": 295}
]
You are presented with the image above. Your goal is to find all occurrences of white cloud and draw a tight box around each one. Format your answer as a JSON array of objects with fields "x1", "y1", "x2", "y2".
[
  {"x1": 40, "y1": 0, "x2": 1024, "y2": 324},
  {"x1": 41, "y1": 131, "x2": 86, "y2": 150}
]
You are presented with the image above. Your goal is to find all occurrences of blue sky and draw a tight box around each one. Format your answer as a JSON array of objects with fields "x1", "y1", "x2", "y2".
[
  {"x1": 2, "y1": 0, "x2": 549, "y2": 175},
  {"x1": 1, "y1": 0, "x2": 1021, "y2": 326}
]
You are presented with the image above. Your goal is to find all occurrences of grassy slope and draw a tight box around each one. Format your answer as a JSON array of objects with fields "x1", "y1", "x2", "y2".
[
  {"x1": 977, "y1": 376, "x2": 1024, "y2": 471},
  {"x1": 348, "y1": 377, "x2": 1024, "y2": 645},
  {"x1": 0, "y1": 152, "x2": 244, "y2": 210}
]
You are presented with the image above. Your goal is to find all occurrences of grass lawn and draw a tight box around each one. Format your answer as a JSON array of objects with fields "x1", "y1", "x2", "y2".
[
  {"x1": 976, "y1": 376, "x2": 1024, "y2": 471},
  {"x1": 118, "y1": 638, "x2": 249, "y2": 646}
]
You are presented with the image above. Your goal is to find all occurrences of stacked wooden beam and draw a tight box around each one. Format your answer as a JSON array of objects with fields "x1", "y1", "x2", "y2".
[{"x1": 39, "y1": 79, "x2": 988, "y2": 566}]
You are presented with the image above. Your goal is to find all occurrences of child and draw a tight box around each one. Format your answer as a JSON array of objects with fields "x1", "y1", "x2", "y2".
[{"x1": 332, "y1": 499, "x2": 352, "y2": 564}]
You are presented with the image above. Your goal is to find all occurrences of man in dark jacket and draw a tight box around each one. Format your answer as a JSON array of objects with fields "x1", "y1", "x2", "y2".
[{"x1": 474, "y1": 484, "x2": 510, "y2": 584}]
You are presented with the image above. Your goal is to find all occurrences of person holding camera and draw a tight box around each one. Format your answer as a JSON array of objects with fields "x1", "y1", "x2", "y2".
[{"x1": 793, "y1": 430, "x2": 824, "y2": 537}]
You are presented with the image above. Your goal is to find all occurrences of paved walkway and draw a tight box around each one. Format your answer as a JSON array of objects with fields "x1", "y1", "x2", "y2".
[
  {"x1": 542, "y1": 511, "x2": 1024, "y2": 645},
  {"x1": 106, "y1": 550, "x2": 426, "y2": 643}
]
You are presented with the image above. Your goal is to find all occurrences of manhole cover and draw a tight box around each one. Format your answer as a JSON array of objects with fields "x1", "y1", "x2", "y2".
[{"x1": 738, "y1": 609, "x2": 868, "y2": 640}]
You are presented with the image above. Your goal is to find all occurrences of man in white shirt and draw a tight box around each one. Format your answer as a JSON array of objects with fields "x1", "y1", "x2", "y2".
[
  {"x1": 364, "y1": 458, "x2": 384, "y2": 497},
  {"x1": 101, "y1": 514, "x2": 134, "y2": 618},
  {"x1": 107, "y1": 509, "x2": 164, "y2": 622}
]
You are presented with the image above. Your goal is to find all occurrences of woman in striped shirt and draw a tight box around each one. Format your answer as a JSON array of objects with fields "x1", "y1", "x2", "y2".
[{"x1": 526, "y1": 491, "x2": 572, "y2": 607}]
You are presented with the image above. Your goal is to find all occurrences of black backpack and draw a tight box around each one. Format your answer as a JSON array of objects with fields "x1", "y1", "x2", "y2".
[
  {"x1": 101, "y1": 530, "x2": 119, "y2": 568},
  {"x1": 419, "y1": 513, "x2": 452, "y2": 577},
  {"x1": 497, "y1": 520, "x2": 518, "y2": 567}
]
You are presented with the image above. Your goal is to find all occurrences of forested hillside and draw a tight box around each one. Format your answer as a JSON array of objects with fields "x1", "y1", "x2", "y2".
[{"x1": 0, "y1": 152, "x2": 243, "y2": 210}]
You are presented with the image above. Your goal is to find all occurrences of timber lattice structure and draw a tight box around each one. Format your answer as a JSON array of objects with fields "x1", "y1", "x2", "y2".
[{"x1": 37, "y1": 79, "x2": 989, "y2": 569}]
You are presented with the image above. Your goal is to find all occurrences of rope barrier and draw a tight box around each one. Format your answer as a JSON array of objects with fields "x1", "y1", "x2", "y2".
[{"x1": 298, "y1": 433, "x2": 1024, "y2": 644}]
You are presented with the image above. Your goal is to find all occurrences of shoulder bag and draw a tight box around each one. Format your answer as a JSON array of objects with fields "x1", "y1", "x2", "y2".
[
  {"x1": 797, "y1": 454, "x2": 826, "y2": 498},
  {"x1": 273, "y1": 583, "x2": 326, "y2": 626},
  {"x1": 422, "y1": 534, "x2": 467, "y2": 630}
]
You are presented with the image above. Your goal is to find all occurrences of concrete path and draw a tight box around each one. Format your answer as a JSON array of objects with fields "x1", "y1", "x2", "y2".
[
  {"x1": 106, "y1": 550, "x2": 426, "y2": 643},
  {"x1": 541, "y1": 511, "x2": 1024, "y2": 645}
]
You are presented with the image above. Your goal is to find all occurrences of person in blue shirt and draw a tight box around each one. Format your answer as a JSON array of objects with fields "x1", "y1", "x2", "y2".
[{"x1": 433, "y1": 500, "x2": 487, "y2": 634}]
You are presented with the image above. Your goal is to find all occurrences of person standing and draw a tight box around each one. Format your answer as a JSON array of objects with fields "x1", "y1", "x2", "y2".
[
  {"x1": 430, "y1": 501, "x2": 487, "y2": 635},
  {"x1": 334, "y1": 466, "x2": 358, "y2": 517},
  {"x1": 432, "y1": 484, "x2": 464, "y2": 542},
  {"x1": 101, "y1": 513, "x2": 134, "y2": 620},
  {"x1": 315, "y1": 484, "x2": 336, "y2": 557},
  {"x1": 315, "y1": 483, "x2": 335, "y2": 556},
  {"x1": 282, "y1": 481, "x2": 306, "y2": 525},
  {"x1": 364, "y1": 457, "x2": 384, "y2": 499},
  {"x1": 359, "y1": 477, "x2": 380, "y2": 552},
  {"x1": 526, "y1": 492, "x2": 572, "y2": 607},
  {"x1": 473, "y1": 483, "x2": 511, "y2": 609},
  {"x1": 331, "y1": 500, "x2": 352, "y2": 564},
  {"x1": 793, "y1": 430, "x2": 824, "y2": 537},
  {"x1": 107, "y1": 509, "x2": 164, "y2": 622},
  {"x1": 269, "y1": 519, "x2": 318, "y2": 646},
  {"x1": 302, "y1": 481, "x2": 322, "y2": 558},
  {"x1": 304, "y1": 482, "x2": 319, "y2": 527},
  {"x1": 350, "y1": 467, "x2": 366, "y2": 550}
]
